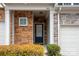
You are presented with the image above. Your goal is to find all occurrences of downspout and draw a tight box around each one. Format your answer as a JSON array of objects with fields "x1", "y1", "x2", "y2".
[{"x1": 57, "y1": 7, "x2": 61, "y2": 45}]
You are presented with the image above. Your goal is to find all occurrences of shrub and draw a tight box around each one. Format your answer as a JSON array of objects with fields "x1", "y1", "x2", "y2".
[
  {"x1": 47, "y1": 44, "x2": 61, "y2": 56},
  {"x1": 0, "y1": 44, "x2": 44, "y2": 56}
]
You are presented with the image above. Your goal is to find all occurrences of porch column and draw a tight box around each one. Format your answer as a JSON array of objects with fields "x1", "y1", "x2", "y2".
[
  {"x1": 49, "y1": 9, "x2": 54, "y2": 44},
  {"x1": 5, "y1": 8, "x2": 10, "y2": 45}
]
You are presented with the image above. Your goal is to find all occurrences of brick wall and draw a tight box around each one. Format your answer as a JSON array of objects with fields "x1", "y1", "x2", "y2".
[
  {"x1": 0, "y1": 8, "x2": 4, "y2": 22},
  {"x1": 13, "y1": 11, "x2": 33, "y2": 44}
]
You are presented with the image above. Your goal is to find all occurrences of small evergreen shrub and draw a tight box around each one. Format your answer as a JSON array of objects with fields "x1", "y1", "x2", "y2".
[
  {"x1": 47, "y1": 44, "x2": 61, "y2": 56},
  {"x1": 0, "y1": 44, "x2": 44, "y2": 56}
]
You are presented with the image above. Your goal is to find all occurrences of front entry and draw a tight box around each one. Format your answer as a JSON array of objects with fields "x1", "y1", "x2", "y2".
[{"x1": 35, "y1": 24, "x2": 44, "y2": 44}]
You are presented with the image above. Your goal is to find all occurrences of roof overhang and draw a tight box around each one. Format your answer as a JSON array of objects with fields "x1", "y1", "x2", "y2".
[
  {"x1": 55, "y1": 6, "x2": 79, "y2": 13},
  {"x1": 4, "y1": 3, "x2": 55, "y2": 10},
  {"x1": 0, "y1": 0, "x2": 53, "y2": 3}
]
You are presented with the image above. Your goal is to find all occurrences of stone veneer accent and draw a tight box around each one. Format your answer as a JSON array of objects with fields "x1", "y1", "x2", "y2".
[{"x1": 13, "y1": 11, "x2": 33, "y2": 44}]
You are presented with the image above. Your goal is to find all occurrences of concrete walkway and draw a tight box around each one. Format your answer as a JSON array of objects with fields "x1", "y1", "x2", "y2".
[{"x1": 44, "y1": 45, "x2": 48, "y2": 56}]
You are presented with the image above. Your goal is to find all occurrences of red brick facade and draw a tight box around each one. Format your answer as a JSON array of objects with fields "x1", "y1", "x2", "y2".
[
  {"x1": 13, "y1": 11, "x2": 33, "y2": 44},
  {"x1": 0, "y1": 8, "x2": 4, "y2": 22}
]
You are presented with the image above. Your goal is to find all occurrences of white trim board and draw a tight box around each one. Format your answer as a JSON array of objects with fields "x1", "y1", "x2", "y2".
[{"x1": 5, "y1": 4, "x2": 54, "y2": 10}]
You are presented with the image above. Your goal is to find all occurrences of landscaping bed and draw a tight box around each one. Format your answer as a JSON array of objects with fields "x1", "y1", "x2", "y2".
[
  {"x1": 0, "y1": 44, "x2": 44, "y2": 56},
  {"x1": 47, "y1": 44, "x2": 61, "y2": 56}
]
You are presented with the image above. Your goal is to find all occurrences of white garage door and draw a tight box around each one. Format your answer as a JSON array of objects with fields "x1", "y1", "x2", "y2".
[
  {"x1": 60, "y1": 26, "x2": 79, "y2": 56},
  {"x1": 0, "y1": 22, "x2": 5, "y2": 45}
]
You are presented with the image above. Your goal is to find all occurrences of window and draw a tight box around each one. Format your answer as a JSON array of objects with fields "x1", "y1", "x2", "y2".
[
  {"x1": 64, "y1": 3, "x2": 71, "y2": 5},
  {"x1": 19, "y1": 17, "x2": 28, "y2": 26},
  {"x1": 73, "y1": 3, "x2": 79, "y2": 5},
  {"x1": 58, "y1": 3, "x2": 71, "y2": 6},
  {"x1": 58, "y1": 3, "x2": 63, "y2": 5}
]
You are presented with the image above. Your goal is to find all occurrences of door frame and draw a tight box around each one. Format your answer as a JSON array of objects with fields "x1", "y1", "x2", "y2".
[{"x1": 34, "y1": 23, "x2": 45, "y2": 44}]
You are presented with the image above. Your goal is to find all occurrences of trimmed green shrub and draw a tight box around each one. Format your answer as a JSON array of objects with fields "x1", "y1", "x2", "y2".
[
  {"x1": 0, "y1": 44, "x2": 44, "y2": 56},
  {"x1": 47, "y1": 44, "x2": 61, "y2": 56}
]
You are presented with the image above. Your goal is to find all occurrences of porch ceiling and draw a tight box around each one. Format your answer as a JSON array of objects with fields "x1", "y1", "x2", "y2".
[{"x1": 33, "y1": 11, "x2": 49, "y2": 19}]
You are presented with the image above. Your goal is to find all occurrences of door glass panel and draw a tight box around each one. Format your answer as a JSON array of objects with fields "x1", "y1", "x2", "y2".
[{"x1": 36, "y1": 25, "x2": 42, "y2": 37}]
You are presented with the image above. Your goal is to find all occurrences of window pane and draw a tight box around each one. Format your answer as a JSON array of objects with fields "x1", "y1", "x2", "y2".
[
  {"x1": 58, "y1": 3, "x2": 62, "y2": 5},
  {"x1": 23, "y1": 19, "x2": 26, "y2": 25},
  {"x1": 73, "y1": 3, "x2": 79, "y2": 5},
  {"x1": 64, "y1": 3, "x2": 71, "y2": 5},
  {"x1": 20, "y1": 19, "x2": 26, "y2": 25}
]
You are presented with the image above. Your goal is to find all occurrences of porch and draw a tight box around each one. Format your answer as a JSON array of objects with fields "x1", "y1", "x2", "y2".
[
  {"x1": 4, "y1": 3, "x2": 55, "y2": 45},
  {"x1": 10, "y1": 10, "x2": 49, "y2": 45}
]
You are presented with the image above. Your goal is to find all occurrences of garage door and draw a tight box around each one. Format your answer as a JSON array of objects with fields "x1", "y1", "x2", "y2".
[
  {"x1": 0, "y1": 22, "x2": 5, "y2": 45},
  {"x1": 60, "y1": 26, "x2": 79, "y2": 56}
]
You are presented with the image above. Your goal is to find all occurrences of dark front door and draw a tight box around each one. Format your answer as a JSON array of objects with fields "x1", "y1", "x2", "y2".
[{"x1": 35, "y1": 24, "x2": 43, "y2": 44}]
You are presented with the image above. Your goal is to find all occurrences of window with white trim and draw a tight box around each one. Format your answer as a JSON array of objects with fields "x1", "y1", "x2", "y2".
[
  {"x1": 58, "y1": 3, "x2": 63, "y2": 5},
  {"x1": 73, "y1": 3, "x2": 79, "y2": 5},
  {"x1": 64, "y1": 3, "x2": 71, "y2": 5},
  {"x1": 19, "y1": 17, "x2": 28, "y2": 26}
]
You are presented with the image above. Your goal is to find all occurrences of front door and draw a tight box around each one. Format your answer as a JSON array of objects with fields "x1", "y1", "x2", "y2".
[{"x1": 35, "y1": 24, "x2": 43, "y2": 44}]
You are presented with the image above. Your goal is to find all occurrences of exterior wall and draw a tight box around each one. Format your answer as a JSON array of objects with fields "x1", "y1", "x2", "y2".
[
  {"x1": 9, "y1": 10, "x2": 75, "y2": 45},
  {"x1": 10, "y1": 10, "x2": 55, "y2": 45},
  {"x1": 5, "y1": 3, "x2": 79, "y2": 45},
  {"x1": 53, "y1": 13, "x2": 79, "y2": 44},
  {"x1": 5, "y1": 3, "x2": 54, "y2": 45},
  {"x1": 10, "y1": 10, "x2": 55, "y2": 44},
  {"x1": 13, "y1": 11, "x2": 33, "y2": 44}
]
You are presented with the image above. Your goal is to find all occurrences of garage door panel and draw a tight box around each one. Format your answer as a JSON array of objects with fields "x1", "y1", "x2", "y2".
[{"x1": 60, "y1": 26, "x2": 79, "y2": 56}]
